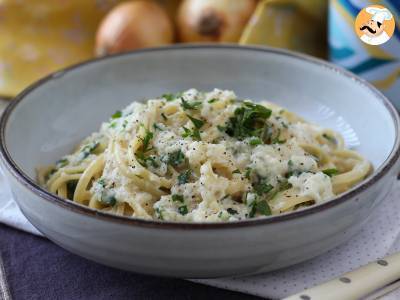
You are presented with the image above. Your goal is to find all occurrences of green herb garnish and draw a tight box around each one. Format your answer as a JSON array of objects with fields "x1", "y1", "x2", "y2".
[
  {"x1": 271, "y1": 129, "x2": 286, "y2": 144},
  {"x1": 97, "y1": 178, "x2": 106, "y2": 188},
  {"x1": 182, "y1": 126, "x2": 201, "y2": 141},
  {"x1": 135, "y1": 127, "x2": 155, "y2": 167},
  {"x1": 322, "y1": 168, "x2": 338, "y2": 177},
  {"x1": 248, "y1": 200, "x2": 272, "y2": 218},
  {"x1": 178, "y1": 205, "x2": 188, "y2": 215},
  {"x1": 177, "y1": 169, "x2": 191, "y2": 185},
  {"x1": 232, "y1": 169, "x2": 241, "y2": 174},
  {"x1": 172, "y1": 194, "x2": 184, "y2": 203},
  {"x1": 208, "y1": 98, "x2": 218, "y2": 104},
  {"x1": 161, "y1": 113, "x2": 168, "y2": 121},
  {"x1": 139, "y1": 128, "x2": 153, "y2": 153},
  {"x1": 249, "y1": 202, "x2": 257, "y2": 218},
  {"x1": 249, "y1": 137, "x2": 262, "y2": 146},
  {"x1": 257, "y1": 200, "x2": 272, "y2": 216},
  {"x1": 186, "y1": 114, "x2": 204, "y2": 129},
  {"x1": 145, "y1": 156, "x2": 160, "y2": 168},
  {"x1": 181, "y1": 98, "x2": 202, "y2": 110},
  {"x1": 155, "y1": 207, "x2": 164, "y2": 220},
  {"x1": 227, "y1": 208, "x2": 238, "y2": 215},
  {"x1": 111, "y1": 110, "x2": 122, "y2": 119},
  {"x1": 224, "y1": 102, "x2": 272, "y2": 140},
  {"x1": 162, "y1": 93, "x2": 181, "y2": 102},
  {"x1": 56, "y1": 158, "x2": 68, "y2": 168},
  {"x1": 162, "y1": 150, "x2": 185, "y2": 167},
  {"x1": 253, "y1": 181, "x2": 274, "y2": 196},
  {"x1": 81, "y1": 141, "x2": 100, "y2": 159},
  {"x1": 100, "y1": 191, "x2": 117, "y2": 206}
]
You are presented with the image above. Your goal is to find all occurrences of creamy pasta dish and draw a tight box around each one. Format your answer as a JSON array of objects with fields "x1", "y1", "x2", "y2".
[{"x1": 39, "y1": 89, "x2": 371, "y2": 222}]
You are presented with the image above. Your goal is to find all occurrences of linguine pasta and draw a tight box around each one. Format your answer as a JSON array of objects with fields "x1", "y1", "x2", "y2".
[{"x1": 38, "y1": 89, "x2": 372, "y2": 222}]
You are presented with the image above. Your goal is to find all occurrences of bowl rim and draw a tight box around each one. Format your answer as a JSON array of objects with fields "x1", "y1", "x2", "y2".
[{"x1": 1, "y1": 44, "x2": 399, "y2": 230}]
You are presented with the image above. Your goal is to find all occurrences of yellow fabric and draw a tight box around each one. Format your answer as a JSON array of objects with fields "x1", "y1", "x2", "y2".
[
  {"x1": 0, "y1": 0, "x2": 184, "y2": 97},
  {"x1": 0, "y1": 0, "x2": 122, "y2": 97}
]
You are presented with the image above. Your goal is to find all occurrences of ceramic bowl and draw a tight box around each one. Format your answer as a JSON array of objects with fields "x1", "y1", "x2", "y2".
[{"x1": 1, "y1": 45, "x2": 399, "y2": 278}]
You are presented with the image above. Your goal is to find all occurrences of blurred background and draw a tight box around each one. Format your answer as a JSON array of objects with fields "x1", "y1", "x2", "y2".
[{"x1": 0, "y1": 0, "x2": 398, "y2": 107}]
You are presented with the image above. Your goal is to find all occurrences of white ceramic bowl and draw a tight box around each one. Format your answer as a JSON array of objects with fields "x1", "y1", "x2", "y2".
[{"x1": 1, "y1": 45, "x2": 399, "y2": 278}]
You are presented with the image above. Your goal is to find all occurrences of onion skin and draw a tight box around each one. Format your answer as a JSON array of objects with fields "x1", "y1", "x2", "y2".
[
  {"x1": 95, "y1": 1, "x2": 174, "y2": 56},
  {"x1": 177, "y1": 0, "x2": 257, "y2": 43}
]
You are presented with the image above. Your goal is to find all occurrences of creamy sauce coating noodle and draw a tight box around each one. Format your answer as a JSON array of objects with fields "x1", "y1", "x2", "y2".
[{"x1": 38, "y1": 89, "x2": 372, "y2": 222}]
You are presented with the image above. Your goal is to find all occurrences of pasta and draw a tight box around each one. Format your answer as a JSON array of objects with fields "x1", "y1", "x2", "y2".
[{"x1": 38, "y1": 89, "x2": 372, "y2": 222}]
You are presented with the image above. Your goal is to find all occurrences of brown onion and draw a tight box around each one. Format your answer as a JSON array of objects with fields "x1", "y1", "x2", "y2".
[
  {"x1": 95, "y1": 1, "x2": 174, "y2": 56},
  {"x1": 177, "y1": 0, "x2": 257, "y2": 43}
]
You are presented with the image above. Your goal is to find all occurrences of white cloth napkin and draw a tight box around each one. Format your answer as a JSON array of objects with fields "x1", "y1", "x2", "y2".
[{"x1": 1, "y1": 167, "x2": 400, "y2": 299}]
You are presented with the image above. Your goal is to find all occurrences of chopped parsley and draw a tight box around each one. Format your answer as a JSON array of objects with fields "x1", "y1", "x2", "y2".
[
  {"x1": 182, "y1": 126, "x2": 201, "y2": 141},
  {"x1": 271, "y1": 129, "x2": 286, "y2": 144},
  {"x1": 208, "y1": 98, "x2": 218, "y2": 104},
  {"x1": 100, "y1": 191, "x2": 117, "y2": 206},
  {"x1": 135, "y1": 127, "x2": 155, "y2": 167},
  {"x1": 111, "y1": 110, "x2": 122, "y2": 119},
  {"x1": 227, "y1": 208, "x2": 238, "y2": 215},
  {"x1": 56, "y1": 158, "x2": 68, "y2": 168},
  {"x1": 162, "y1": 150, "x2": 185, "y2": 167},
  {"x1": 249, "y1": 202, "x2": 257, "y2": 218},
  {"x1": 109, "y1": 122, "x2": 117, "y2": 128},
  {"x1": 286, "y1": 160, "x2": 303, "y2": 178},
  {"x1": 97, "y1": 178, "x2": 106, "y2": 188},
  {"x1": 81, "y1": 141, "x2": 100, "y2": 159},
  {"x1": 322, "y1": 168, "x2": 338, "y2": 177},
  {"x1": 155, "y1": 207, "x2": 164, "y2": 220},
  {"x1": 257, "y1": 200, "x2": 272, "y2": 216},
  {"x1": 182, "y1": 115, "x2": 204, "y2": 141},
  {"x1": 253, "y1": 180, "x2": 274, "y2": 196},
  {"x1": 224, "y1": 102, "x2": 272, "y2": 140},
  {"x1": 186, "y1": 114, "x2": 205, "y2": 129},
  {"x1": 177, "y1": 169, "x2": 192, "y2": 185},
  {"x1": 180, "y1": 98, "x2": 202, "y2": 110},
  {"x1": 249, "y1": 137, "x2": 262, "y2": 146},
  {"x1": 139, "y1": 128, "x2": 153, "y2": 153},
  {"x1": 178, "y1": 205, "x2": 188, "y2": 215},
  {"x1": 162, "y1": 92, "x2": 182, "y2": 101},
  {"x1": 232, "y1": 169, "x2": 241, "y2": 174},
  {"x1": 172, "y1": 194, "x2": 184, "y2": 203},
  {"x1": 161, "y1": 113, "x2": 168, "y2": 121},
  {"x1": 248, "y1": 200, "x2": 272, "y2": 218},
  {"x1": 145, "y1": 156, "x2": 159, "y2": 168}
]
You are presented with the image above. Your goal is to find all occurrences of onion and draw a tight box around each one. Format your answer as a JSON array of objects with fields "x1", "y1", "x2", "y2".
[
  {"x1": 177, "y1": 0, "x2": 257, "y2": 43},
  {"x1": 95, "y1": 1, "x2": 174, "y2": 56}
]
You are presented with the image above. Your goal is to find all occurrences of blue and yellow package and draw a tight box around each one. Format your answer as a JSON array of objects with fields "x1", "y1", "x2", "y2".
[{"x1": 329, "y1": 0, "x2": 400, "y2": 109}]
